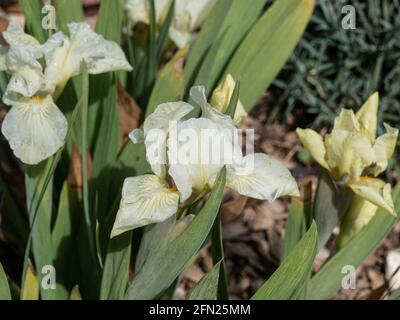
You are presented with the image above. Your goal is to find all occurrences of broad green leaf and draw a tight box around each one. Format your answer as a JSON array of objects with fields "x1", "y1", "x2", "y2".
[
  {"x1": 90, "y1": 78, "x2": 120, "y2": 257},
  {"x1": 25, "y1": 161, "x2": 55, "y2": 300},
  {"x1": 52, "y1": 183, "x2": 82, "y2": 299},
  {"x1": 193, "y1": 0, "x2": 265, "y2": 96},
  {"x1": 88, "y1": 2, "x2": 125, "y2": 251},
  {"x1": 146, "y1": 48, "x2": 187, "y2": 116},
  {"x1": 95, "y1": 0, "x2": 124, "y2": 43},
  {"x1": 88, "y1": 0, "x2": 124, "y2": 149},
  {"x1": 282, "y1": 195, "x2": 313, "y2": 300},
  {"x1": 188, "y1": 261, "x2": 222, "y2": 300},
  {"x1": 90, "y1": 78, "x2": 119, "y2": 182},
  {"x1": 283, "y1": 194, "x2": 312, "y2": 259},
  {"x1": 0, "y1": 262, "x2": 11, "y2": 300},
  {"x1": 135, "y1": 215, "x2": 194, "y2": 273},
  {"x1": 74, "y1": 68, "x2": 102, "y2": 299},
  {"x1": 21, "y1": 264, "x2": 39, "y2": 300},
  {"x1": 281, "y1": 187, "x2": 313, "y2": 300},
  {"x1": 309, "y1": 184, "x2": 400, "y2": 300},
  {"x1": 20, "y1": 0, "x2": 47, "y2": 43},
  {"x1": 69, "y1": 285, "x2": 82, "y2": 300},
  {"x1": 184, "y1": 0, "x2": 232, "y2": 89},
  {"x1": 100, "y1": 232, "x2": 132, "y2": 300},
  {"x1": 251, "y1": 222, "x2": 318, "y2": 300},
  {"x1": 136, "y1": 219, "x2": 174, "y2": 273},
  {"x1": 54, "y1": 0, "x2": 84, "y2": 33},
  {"x1": 210, "y1": 213, "x2": 228, "y2": 300},
  {"x1": 226, "y1": 0, "x2": 314, "y2": 110},
  {"x1": 312, "y1": 170, "x2": 353, "y2": 250},
  {"x1": 389, "y1": 287, "x2": 400, "y2": 300},
  {"x1": 117, "y1": 142, "x2": 151, "y2": 177},
  {"x1": 125, "y1": 169, "x2": 226, "y2": 299},
  {"x1": 190, "y1": 31, "x2": 228, "y2": 103}
]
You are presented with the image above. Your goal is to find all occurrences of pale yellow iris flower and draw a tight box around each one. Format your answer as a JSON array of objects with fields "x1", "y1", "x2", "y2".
[{"x1": 297, "y1": 92, "x2": 398, "y2": 218}]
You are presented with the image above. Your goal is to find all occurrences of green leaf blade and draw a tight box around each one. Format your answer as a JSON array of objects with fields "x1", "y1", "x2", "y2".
[
  {"x1": 251, "y1": 222, "x2": 318, "y2": 300},
  {"x1": 100, "y1": 232, "x2": 132, "y2": 300},
  {"x1": 54, "y1": 0, "x2": 84, "y2": 33},
  {"x1": 313, "y1": 170, "x2": 353, "y2": 250},
  {"x1": 0, "y1": 262, "x2": 11, "y2": 300},
  {"x1": 309, "y1": 184, "x2": 400, "y2": 300},
  {"x1": 226, "y1": 0, "x2": 315, "y2": 111},
  {"x1": 20, "y1": 0, "x2": 47, "y2": 43}
]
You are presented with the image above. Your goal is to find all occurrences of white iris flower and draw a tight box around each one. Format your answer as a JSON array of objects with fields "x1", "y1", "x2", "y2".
[
  {"x1": 125, "y1": 0, "x2": 217, "y2": 48},
  {"x1": 111, "y1": 86, "x2": 299, "y2": 237},
  {"x1": 0, "y1": 22, "x2": 132, "y2": 165}
]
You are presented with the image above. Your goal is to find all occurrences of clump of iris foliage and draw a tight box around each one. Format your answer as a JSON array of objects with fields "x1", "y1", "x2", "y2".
[
  {"x1": 0, "y1": 0, "x2": 399, "y2": 302},
  {"x1": 269, "y1": 0, "x2": 400, "y2": 165}
]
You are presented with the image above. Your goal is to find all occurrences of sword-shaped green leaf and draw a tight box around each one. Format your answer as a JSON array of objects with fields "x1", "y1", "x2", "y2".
[
  {"x1": 309, "y1": 184, "x2": 400, "y2": 300},
  {"x1": 0, "y1": 262, "x2": 11, "y2": 300},
  {"x1": 225, "y1": 0, "x2": 314, "y2": 111},
  {"x1": 20, "y1": 0, "x2": 47, "y2": 43},
  {"x1": 251, "y1": 222, "x2": 318, "y2": 300}
]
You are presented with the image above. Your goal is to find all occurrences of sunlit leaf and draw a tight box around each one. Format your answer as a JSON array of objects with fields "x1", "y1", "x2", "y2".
[
  {"x1": 226, "y1": 0, "x2": 314, "y2": 110},
  {"x1": 309, "y1": 184, "x2": 400, "y2": 300},
  {"x1": 251, "y1": 222, "x2": 318, "y2": 300},
  {"x1": 20, "y1": 0, "x2": 47, "y2": 43},
  {"x1": 0, "y1": 262, "x2": 11, "y2": 300}
]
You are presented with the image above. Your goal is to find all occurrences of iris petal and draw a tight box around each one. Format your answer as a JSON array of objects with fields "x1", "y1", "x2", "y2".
[
  {"x1": 1, "y1": 95, "x2": 67, "y2": 165},
  {"x1": 226, "y1": 153, "x2": 299, "y2": 201},
  {"x1": 111, "y1": 174, "x2": 180, "y2": 237}
]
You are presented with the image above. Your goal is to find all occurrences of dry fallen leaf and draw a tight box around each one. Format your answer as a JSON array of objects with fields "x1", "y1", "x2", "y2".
[
  {"x1": 183, "y1": 263, "x2": 205, "y2": 283},
  {"x1": 251, "y1": 203, "x2": 275, "y2": 232},
  {"x1": 221, "y1": 190, "x2": 248, "y2": 224},
  {"x1": 0, "y1": 16, "x2": 9, "y2": 45},
  {"x1": 67, "y1": 144, "x2": 92, "y2": 188},
  {"x1": 364, "y1": 282, "x2": 389, "y2": 300},
  {"x1": 117, "y1": 82, "x2": 142, "y2": 147}
]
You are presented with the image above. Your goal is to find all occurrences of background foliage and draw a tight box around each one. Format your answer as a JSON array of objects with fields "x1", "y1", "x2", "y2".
[{"x1": 268, "y1": 0, "x2": 400, "y2": 164}]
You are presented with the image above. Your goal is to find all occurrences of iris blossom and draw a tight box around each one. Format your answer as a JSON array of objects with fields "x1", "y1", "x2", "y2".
[
  {"x1": 297, "y1": 93, "x2": 398, "y2": 245},
  {"x1": 111, "y1": 86, "x2": 299, "y2": 237},
  {"x1": 1, "y1": 22, "x2": 132, "y2": 165}
]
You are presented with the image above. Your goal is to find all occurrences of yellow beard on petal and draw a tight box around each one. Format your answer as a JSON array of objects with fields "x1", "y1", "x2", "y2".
[{"x1": 31, "y1": 95, "x2": 46, "y2": 103}]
